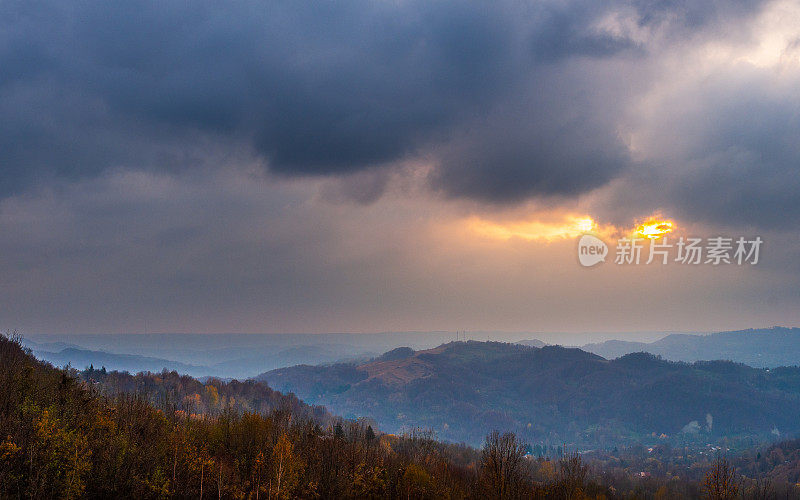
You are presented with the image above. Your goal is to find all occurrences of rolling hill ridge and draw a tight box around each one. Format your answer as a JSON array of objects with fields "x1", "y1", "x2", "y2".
[
  {"x1": 582, "y1": 327, "x2": 800, "y2": 367},
  {"x1": 258, "y1": 341, "x2": 800, "y2": 447}
]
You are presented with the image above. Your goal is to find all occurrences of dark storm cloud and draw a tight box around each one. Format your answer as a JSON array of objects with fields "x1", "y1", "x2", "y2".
[
  {"x1": 1, "y1": 0, "x2": 516, "y2": 194},
  {"x1": 432, "y1": 124, "x2": 629, "y2": 203},
  {"x1": 0, "y1": 0, "x2": 774, "y2": 203}
]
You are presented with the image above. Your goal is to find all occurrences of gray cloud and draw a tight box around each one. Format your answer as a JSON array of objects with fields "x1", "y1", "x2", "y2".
[
  {"x1": 2, "y1": 0, "x2": 769, "y2": 203},
  {"x1": 2, "y1": 167, "x2": 799, "y2": 335},
  {"x1": 1, "y1": 0, "x2": 511, "y2": 193},
  {"x1": 615, "y1": 64, "x2": 800, "y2": 229}
]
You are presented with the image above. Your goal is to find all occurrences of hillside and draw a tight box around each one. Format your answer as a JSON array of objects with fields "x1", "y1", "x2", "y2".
[
  {"x1": 258, "y1": 341, "x2": 800, "y2": 447},
  {"x1": 79, "y1": 366, "x2": 333, "y2": 423},
  {"x1": 583, "y1": 327, "x2": 800, "y2": 367},
  {"x1": 0, "y1": 334, "x2": 489, "y2": 498}
]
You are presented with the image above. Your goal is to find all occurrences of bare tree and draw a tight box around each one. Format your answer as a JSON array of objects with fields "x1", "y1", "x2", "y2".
[
  {"x1": 558, "y1": 452, "x2": 588, "y2": 499},
  {"x1": 479, "y1": 431, "x2": 529, "y2": 499},
  {"x1": 744, "y1": 477, "x2": 775, "y2": 500},
  {"x1": 704, "y1": 457, "x2": 740, "y2": 500}
]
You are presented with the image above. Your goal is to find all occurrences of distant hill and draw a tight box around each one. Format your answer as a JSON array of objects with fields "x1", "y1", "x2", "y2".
[
  {"x1": 23, "y1": 332, "x2": 484, "y2": 378},
  {"x1": 30, "y1": 346, "x2": 214, "y2": 377},
  {"x1": 257, "y1": 341, "x2": 800, "y2": 447},
  {"x1": 375, "y1": 346, "x2": 416, "y2": 361},
  {"x1": 516, "y1": 339, "x2": 546, "y2": 348},
  {"x1": 23, "y1": 338, "x2": 378, "y2": 379},
  {"x1": 206, "y1": 344, "x2": 376, "y2": 379},
  {"x1": 583, "y1": 327, "x2": 800, "y2": 367}
]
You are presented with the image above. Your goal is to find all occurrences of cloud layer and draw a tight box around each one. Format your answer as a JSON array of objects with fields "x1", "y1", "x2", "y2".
[
  {"x1": 2, "y1": 0, "x2": 800, "y2": 333},
  {"x1": 4, "y1": 0, "x2": 788, "y2": 210}
]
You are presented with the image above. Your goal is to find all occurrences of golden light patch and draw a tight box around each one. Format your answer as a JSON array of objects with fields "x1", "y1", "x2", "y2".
[
  {"x1": 467, "y1": 215, "x2": 599, "y2": 242},
  {"x1": 575, "y1": 217, "x2": 595, "y2": 233},
  {"x1": 634, "y1": 218, "x2": 675, "y2": 239},
  {"x1": 465, "y1": 213, "x2": 678, "y2": 243}
]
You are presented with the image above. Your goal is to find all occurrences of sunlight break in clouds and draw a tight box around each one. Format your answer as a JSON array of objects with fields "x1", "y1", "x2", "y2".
[
  {"x1": 466, "y1": 215, "x2": 598, "y2": 242},
  {"x1": 633, "y1": 217, "x2": 675, "y2": 239},
  {"x1": 465, "y1": 212, "x2": 678, "y2": 243}
]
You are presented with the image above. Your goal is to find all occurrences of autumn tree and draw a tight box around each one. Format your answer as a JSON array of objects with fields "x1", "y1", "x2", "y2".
[
  {"x1": 401, "y1": 463, "x2": 433, "y2": 499},
  {"x1": 272, "y1": 431, "x2": 303, "y2": 499},
  {"x1": 479, "y1": 430, "x2": 530, "y2": 499}
]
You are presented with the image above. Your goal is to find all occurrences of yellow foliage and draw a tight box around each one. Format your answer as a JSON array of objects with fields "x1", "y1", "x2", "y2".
[
  {"x1": 272, "y1": 432, "x2": 304, "y2": 500},
  {"x1": 205, "y1": 385, "x2": 220, "y2": 407}
]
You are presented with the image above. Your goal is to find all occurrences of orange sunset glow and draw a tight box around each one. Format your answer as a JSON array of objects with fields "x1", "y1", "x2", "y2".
[
  {"x1": 466, "y1": 214, "x2": 599, "y2": 241},
  {"x1": 467, "y1": 213, "x2": 679, "y2": 242},
  {"x1": 633, "y1": 218, "x2": 675, "y2": 239}
]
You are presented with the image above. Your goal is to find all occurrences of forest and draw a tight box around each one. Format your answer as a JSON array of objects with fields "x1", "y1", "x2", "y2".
[{"x1": 1, "y1": 334, "x2": 797, "y2": 499}]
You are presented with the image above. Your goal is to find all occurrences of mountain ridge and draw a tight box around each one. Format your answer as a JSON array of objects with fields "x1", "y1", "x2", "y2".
[
  {"x1": 582, "y1": 326, "x2": 800, "y2": 367},
  {"x1": 257, "y1": 340, "x2": 800, "y2": 447}
]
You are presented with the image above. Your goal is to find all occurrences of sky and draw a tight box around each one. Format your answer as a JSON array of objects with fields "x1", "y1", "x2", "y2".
[{"x1": 1, "y1": 0, "x2": 800, "y2": 334}]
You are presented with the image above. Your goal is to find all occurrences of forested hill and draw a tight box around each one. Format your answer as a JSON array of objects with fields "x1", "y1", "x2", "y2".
[
  {"x1": 79, "y1": 365, "x2": 332, "y2": 424},
  {"x1": 258, "y1": 341, "x2": 800, "y2": 447},
  {"x1": 0, "y1": 333, "x2": 512, "y2": 498}
]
